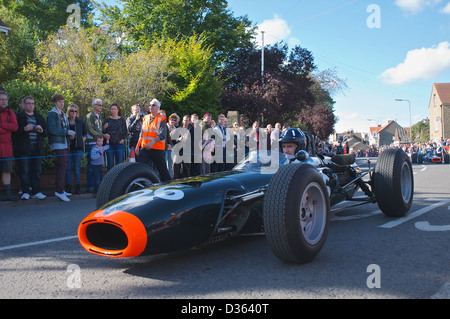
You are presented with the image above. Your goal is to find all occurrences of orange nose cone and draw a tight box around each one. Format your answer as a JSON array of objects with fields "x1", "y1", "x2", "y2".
[{"x1": 78, "y1": 210, "x2": 147, "y2": 258}]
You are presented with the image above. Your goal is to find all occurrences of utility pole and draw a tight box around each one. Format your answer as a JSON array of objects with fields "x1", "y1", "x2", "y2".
[{"x1": 261, "y1": 31, "x2": 265, "y2": 84}]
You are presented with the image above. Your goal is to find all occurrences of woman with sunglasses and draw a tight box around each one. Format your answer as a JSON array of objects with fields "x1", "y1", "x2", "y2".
[{"x1": 65, "y1": 104, "x2": 86, "y2": 194}]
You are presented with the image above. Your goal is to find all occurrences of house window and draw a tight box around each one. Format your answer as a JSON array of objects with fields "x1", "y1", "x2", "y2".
[
  {"x1": 435, "y1": 117, "x2": 440, "y2": 132},
  {"x1": 434, "y1": 94, "x2": 437, "y2": 107}
]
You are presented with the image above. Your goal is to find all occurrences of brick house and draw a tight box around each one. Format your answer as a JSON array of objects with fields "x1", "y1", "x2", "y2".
[
  {"x1": 377, "y1": 120, "x2": 409, "y2": 146},
  {"x1": 429, "y1": 83, "x2": 450, "y2": 141}
]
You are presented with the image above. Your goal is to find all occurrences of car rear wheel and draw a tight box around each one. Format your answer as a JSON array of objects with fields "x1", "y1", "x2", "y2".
[
  {"x1": 418, "y1": 154, "x2": 423, "y2": 164},
  {"x1": 444, "y1": 153, "x2": 449, "y2": 164},
  {"x1": 96, "y1": 162, "x2": 161, "y2": 209},
  {"x1": 263, "y1": 164, "x2": 330, "y2": 264},
  {"x1": 374, "y1": 148, "x2": 414, "y2": 217}
]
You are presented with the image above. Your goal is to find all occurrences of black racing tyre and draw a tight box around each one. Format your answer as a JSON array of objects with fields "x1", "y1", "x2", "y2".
[
  {"x1": 96, "y1": 162, "x2": 161, "y2": 209},
  {"x1": 444, "y1": 153, "x2": 449, "y2": 164},
  {"x1": 374, "y1": 149, "x2": 414, "y2": 217},
  {"x1": 263, "y1": 164, "x2": 330, "y2": 264},
  {"x1": 418, "y1": 154, "x2": 423, "y2": 164}
]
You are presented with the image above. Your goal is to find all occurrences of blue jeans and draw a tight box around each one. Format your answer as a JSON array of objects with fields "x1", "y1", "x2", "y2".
[
  {"x1": 54, "y1": 149, "x2": 68, "y2": 194},
  {"x1": 66, "y1": 149, "x2": 83, "y2": 185},
  {"x1": 92, "y1": 165, "x2": 104, "y2": 193},
  {"x1": 106, "y1": 143, "x2": 125, "y2": 171},
  {"x1": 16, "y1": 149, "x2": 42, "y2": 195},
  {"x1": 86, "y1": 143, "x2": 95, "y2": 190}
]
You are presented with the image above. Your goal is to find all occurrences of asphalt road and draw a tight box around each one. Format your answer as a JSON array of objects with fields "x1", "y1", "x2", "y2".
[{"x1": 0, "y1": 157, "x2": 449, "y2": 301}]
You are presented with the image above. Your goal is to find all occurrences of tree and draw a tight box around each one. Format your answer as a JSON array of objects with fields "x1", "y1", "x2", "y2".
[
  {"x1": 411, "y1": 119, "x2": 430, "y2": 143},
  {"x1": 29, "y1": 26, "x2": 119, "y2": 115},
  {"x1": 220, "y1": 43, "x2": 317, "y2": 125},
  {"x1": 104, "y1": 45, "x2": 175, "y2": 109},
  {"x1": 222, "y1": 73, "x2": 299, "y2": 126},
  {"x1": 160, "y1": 35, "x2": 223, "y2": 116},
  {"x1": 24, "y1": 26, "x2": 222, "y2": 118},
  {"x1": 99, "y1": 0, "x2": 256, "y2": 64},
  {"x1": 0, "y1": 7, "x2": 36, "y2": 83},
  {"x1": 0, "y1": 0, "x2": 94, "y2": 40},
  {"x1": 311, "y1": 68, "x2": 348, "y2": 111},
  {"x1": 298, "y1": 104, "x2": 337, "y2": 139}
]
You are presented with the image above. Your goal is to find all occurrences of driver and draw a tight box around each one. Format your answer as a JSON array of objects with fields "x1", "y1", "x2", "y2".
[{"x1": 279, "y1": 128, "x2": 307, "y2": 156}]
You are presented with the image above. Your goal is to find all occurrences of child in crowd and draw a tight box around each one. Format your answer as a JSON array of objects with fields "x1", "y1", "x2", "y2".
[{"x1": 90, "y1": 135, "x2": 109, "y2": 196}]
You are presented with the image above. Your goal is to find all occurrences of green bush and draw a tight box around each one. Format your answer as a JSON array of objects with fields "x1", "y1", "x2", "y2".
[{"x1": 4, "y1": 79, "x2": 73, "y2": 114}]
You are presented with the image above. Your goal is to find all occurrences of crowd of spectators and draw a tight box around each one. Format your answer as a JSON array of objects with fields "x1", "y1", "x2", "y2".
[
  {"x1": 329, "y1": 139, "x2": 450, "y2": 159},
  {"x1": 308, "y1": 135, "x2": 450, "y2": 160},
  {"x1": 2, "y1": 87, "x2": 449, "y2": 202},
  {"x1": 0, "y1": 89, "x2": 288, "y2": 202}
]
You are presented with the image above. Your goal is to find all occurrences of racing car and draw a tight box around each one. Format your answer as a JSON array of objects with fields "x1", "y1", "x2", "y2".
[
  {"x1": 411, "y1": 150, "x2": 449, "y2": 164},
  {"x1": 78, "y1": 129, "x2": 414, "y2": 264}
]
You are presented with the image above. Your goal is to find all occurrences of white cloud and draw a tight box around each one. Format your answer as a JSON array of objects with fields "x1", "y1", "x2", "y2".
[
  {"x1": 394, "y1": 0, "x2": 442, "y2": 14},
  {"x1": 380, "y1": 41, "x2": 450, "y2": 84},
  {"x1": 440, "y1": 2, "x2": 450, "y2": 13},
  {"x1": 254, "y1": 15, "x2": 300, "y2": 48}
]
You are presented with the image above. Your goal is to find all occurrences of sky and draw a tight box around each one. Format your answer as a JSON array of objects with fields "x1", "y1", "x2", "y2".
[
  {"x1": 101, "y1": 0, "x2": 450, "y2": 134},
  {"x1": 226, "y1": 0, "x2": 450, "y2": 134}
]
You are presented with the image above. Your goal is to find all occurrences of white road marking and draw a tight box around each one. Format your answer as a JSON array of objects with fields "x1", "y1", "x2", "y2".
[
  {"x1": 0, "y1": 236, "x2": 78, "y2": 252},
  {"x1": 379, "y1": 200, "x2": 450, "y2": 229},
  {"x1": 415, "y1": 221, "x2": 450, "y2": 232},
  {"x1": 1, "y1": 201, "x2": 448, "y2": 252},
  {"x1": 413, "y1": 165, "x2": 426, "y2": 174}
]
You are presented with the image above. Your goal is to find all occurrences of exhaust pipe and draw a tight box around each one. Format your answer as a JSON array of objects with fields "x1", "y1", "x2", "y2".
[{"x1": 78, "y1": 210, "x2": 147, "y2": 258}]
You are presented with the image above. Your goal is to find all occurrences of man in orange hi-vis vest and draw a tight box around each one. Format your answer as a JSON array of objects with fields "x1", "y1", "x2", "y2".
[{"x1": 135, "y1": 99, "x2": 171, "y2": 182}]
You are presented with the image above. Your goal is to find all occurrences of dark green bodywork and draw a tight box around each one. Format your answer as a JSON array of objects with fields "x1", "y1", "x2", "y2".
[{"x1": 99, "y1": 170, "x2": 273, "y2": 255}]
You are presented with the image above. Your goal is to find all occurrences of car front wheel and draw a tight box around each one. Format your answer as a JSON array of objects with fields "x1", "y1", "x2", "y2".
[
  {"x1": 263, "y1": 164, "x2": 330, "y2": 264},
  {"x1": 96, "y1": 162, "x2": 161, "y2": 209}
]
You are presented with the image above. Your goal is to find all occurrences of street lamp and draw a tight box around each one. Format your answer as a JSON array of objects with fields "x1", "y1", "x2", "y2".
[{"x1": 395, "y1": 99, "x2": 412, "y2": 144}]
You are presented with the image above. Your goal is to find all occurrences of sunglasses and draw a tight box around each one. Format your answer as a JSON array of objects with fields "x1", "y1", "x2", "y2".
[{"x1": 69, "y1": 110, "x2": 78, "y2": 113}]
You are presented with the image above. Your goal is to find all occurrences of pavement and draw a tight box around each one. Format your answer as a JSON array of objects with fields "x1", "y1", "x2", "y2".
[{"x1": 0, "y1": 191, "x2": 94, "y2": 208}]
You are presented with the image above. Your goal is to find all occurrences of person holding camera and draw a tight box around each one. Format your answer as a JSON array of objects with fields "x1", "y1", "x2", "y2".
[
  {"x1": 14, "y1": 96, "x2": 48, "y2": 200},
  {"x1": 13, "y1": 96, "x2": 48, "y2": 200}
]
